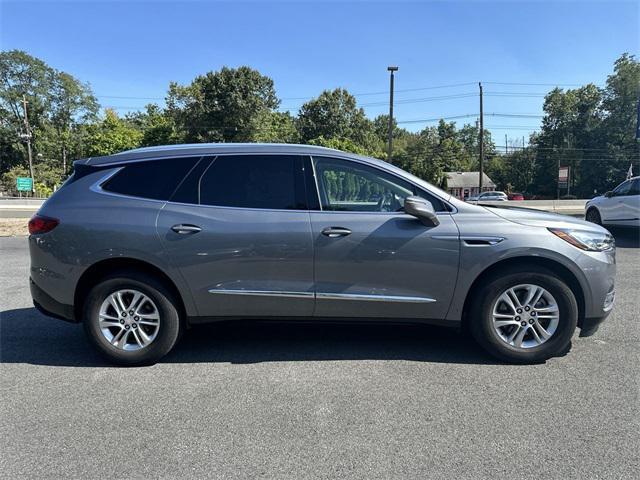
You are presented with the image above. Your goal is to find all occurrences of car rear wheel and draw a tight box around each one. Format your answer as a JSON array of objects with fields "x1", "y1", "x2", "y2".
[
  {"x1": 469, "y1": 268, "x2": 578, "y2": 363},
  {"x1": 82, "y1": 271, "x2": 181, "y2": 366},
  {"x1": 586, "y1": 207, "x2": 602, "y2": 225}
]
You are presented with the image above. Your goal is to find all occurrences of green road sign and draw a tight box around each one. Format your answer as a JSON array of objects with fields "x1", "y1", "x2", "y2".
[{"x1": 16, "y1": 177, "x2": 33, "y2": 192}]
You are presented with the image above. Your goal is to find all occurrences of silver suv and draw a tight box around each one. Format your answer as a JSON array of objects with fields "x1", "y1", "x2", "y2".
[{"x1": 29, "y1": 144, "x2": 616, "y2": 365}]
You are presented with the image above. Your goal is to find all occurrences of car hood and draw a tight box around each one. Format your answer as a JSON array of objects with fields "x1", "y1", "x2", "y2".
[{"x1": 483, "y1": 205, "x2": 609, "y2": 233}]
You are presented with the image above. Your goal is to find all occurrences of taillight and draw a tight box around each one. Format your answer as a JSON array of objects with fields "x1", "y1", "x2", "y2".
[{"x1": 28, "y1": 215, "x2": 59, "y2": 235}]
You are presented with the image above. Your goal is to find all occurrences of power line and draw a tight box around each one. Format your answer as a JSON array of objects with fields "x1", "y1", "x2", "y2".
[
  {"x1": 484, "y1": 81, "x2": 605, "y2": 87},
  {"x1": 396, "y1": 114, "x2": 480, "y2": 124},
  {"x1": 94, "y1": 81, "x2": 482, "y2": 103},
  {"x1": 94, "y1": 80, "x2": 602, "y2": 103}
]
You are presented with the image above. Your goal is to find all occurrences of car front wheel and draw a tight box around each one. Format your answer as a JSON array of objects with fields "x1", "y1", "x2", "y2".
[
  {"x1": 586, "y1": 207, "x2": 602, "y2": 225},
  {"x1": 82, "y1": 271, "x2": 181, "y2": 366},
  {"x1": 469, "y1": 268, "x2": 578, "y2": 363}
]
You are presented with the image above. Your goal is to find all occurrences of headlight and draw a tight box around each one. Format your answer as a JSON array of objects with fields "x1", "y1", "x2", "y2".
[{"x1": 548, "y1": 228, "x2": 615, "y2": 252}]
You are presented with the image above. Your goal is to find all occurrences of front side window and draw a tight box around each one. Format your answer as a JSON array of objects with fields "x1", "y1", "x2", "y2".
[
  {"x1": 613, "y1": 180, "x2": 632, "y2": 196},
  {"x1": 102, "y1": 157, "x2": 200, "y2": 200},
  {"x1": 312, "y1": 157, "x2": 446, "y2": 212},
  {"x1": 628, "y1": 178, "x2": 640, "y2": 195},
  {"x1": 198, "y1": 155, "x2": 306, "y2": 210}
]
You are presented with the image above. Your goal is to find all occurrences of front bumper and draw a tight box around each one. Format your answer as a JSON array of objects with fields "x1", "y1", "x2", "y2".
[
  {"x1": 578, "y1": 311, "x2": 611, "y2": 337},
  {"x1": 30, "y1": 277, "x2": 76, "y2": 323}
]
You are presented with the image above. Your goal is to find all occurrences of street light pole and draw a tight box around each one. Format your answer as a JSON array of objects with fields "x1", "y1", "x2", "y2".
[
  {"x1": 478, "y1": 82, "x2": 484, "y2": 193},
  {"x1": 387, "y1": 66, "x2": 398, "y2": 162}
]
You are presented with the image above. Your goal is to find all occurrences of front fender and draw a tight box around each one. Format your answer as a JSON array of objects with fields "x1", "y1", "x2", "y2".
[{"x1": 445, "y1": 220, "x2": 593, "y2": 321}]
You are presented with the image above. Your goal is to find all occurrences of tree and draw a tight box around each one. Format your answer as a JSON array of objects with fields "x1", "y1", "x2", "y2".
[
  {"x1": 83, "y1": 109, "x2": 142, "y2": 157},
  {"x1": 166, "y1": 66, "x2": 279, "y2": 143},
  {"x1": 250, "y1": 111, "x2": 299, "y2": 143},
  {"x1": 126, "y1": 104, "x2": 181, "y2": 147},
  {"x1": 0, "y1": 50, "x2": 99, "y2": 187},
  {"x1": 309, "y1": 136, "x2": 373, "y2": 156},
  {"x1": 0, "y1": 50, "x2": 54, "y2": 130},
  {"x1": 597, "y1": 53, "x2": 640, "y2": 188},
  {"x1": 297, "y1": 89, "x2": 381, "y2": 154},
  {"x1": 49, "y1": 72, "x2": 98, "y2": 172},
  {"x1": 394, "y1": 121, "x2": 496, "y2": 185}
]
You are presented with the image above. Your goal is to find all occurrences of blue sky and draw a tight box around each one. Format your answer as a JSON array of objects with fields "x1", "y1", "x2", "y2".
[{"x1": 1, "y1": 0, "x2": 638, "y2": 147}]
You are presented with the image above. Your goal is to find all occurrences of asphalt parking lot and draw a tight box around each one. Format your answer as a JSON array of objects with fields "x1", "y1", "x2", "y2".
[{"x1": 1, "y1": 230, "x2": 638, "y2": 479}]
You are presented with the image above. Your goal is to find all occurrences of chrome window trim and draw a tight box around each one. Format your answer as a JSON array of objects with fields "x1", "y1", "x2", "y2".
[{"x1": 91, "y1": 151, "x2": 456, "y2": 214}]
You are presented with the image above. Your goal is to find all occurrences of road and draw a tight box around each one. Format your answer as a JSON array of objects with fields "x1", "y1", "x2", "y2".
[{"x1": 1, "y1": 231, "x2": 638, "y2": 479}]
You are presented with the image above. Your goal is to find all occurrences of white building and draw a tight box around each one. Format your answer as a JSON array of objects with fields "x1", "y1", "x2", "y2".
[{"x1": 445, "y1": 171, "x2": 496, "y2": 200}]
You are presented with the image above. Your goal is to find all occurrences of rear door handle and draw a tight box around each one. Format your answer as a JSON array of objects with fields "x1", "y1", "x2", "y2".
[
  {"x1": 171, "y1": 224, "x2": 202, "y2": 234},
  {"x1": 322, "y1": 227, "x2": 352, "y2": 238}
]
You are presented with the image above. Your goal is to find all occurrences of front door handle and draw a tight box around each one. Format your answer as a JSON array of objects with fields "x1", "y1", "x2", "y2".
[
  {"x1": 322, "y1": 227, "x2": 352, "y2": 238},
  {"x1": 171, "y1": 224, "x2": 202, "y2": 235}
]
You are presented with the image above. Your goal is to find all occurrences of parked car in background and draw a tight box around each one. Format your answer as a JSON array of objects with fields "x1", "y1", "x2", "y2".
[
  {"x1": 467, "y1": 191, "x2": 508, "y2": 202},
  {"x1": 508, "y1": 192, "x2": 525, "y2": 201},
  {"x1": 585, "y1": 176, "x2": 640, "y2": 227},
  {"x1": 29, "y1": 144, "x2": 616, "y2": 366}
]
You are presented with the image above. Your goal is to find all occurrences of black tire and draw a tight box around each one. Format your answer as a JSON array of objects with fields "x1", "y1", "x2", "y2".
[
  {"x1": 469, "y1": 267, "x2": 578, "y2": 364},
  {"x1": 586, "y1": 207, "x2": 602, "y2": 225},
  {"x1": 82, "y1": 271, "x2": 181, "y2": 366}
]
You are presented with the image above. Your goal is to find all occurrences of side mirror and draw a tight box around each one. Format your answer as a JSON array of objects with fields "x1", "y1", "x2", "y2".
[
  {"x1": 404, "y1": 196, "x2": 440, "y2": 227},
  {"x1": 604, "y1": 191, "x2": 614, "y2": 198}
]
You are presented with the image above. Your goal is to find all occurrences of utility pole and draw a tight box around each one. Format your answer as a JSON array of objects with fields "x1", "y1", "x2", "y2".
[
  {"x1": 478, "y1": 82, "x2": 484, "y2": 192},
  {"x1": 505, "y1": 134, "x2": 508, "y2": 154},
  {"x1": 387, "y1": 66, "x2": 398, "y2": 162},
  {"x1": 557, "y1": 155, "x2": 560, "y2": 200},
  {"x1": 21, "y1": 95, "x2": 35, "y2": 194}
]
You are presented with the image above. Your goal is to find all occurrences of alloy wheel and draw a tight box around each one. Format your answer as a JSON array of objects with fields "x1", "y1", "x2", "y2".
[
  {"x1": 491, "y1": 284, "x2": 560, "y2": 349},
  {"x1": 98, "y1": 289, "x2": 161, "y2": 351}
]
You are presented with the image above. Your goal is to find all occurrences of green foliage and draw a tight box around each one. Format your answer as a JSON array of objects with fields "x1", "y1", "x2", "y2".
[
  {"x1": 1, "y1": 49, "x2": 99, "y2": 189},
  {"x1": 309, "y1": 136, "x2": 383, "y2": 158},
  {"x1": 166, "y1": 66, "x2": 279, "y2": 143},
  {"x1": 298, "y1": 89, "x2": 382, "y2": 154},
  {"x1": 82, "y1": 109, "x2": 143, "y2": 157},
  {"x1": 126, "y1": 104, "x2": 181, "y2": 147},
  {"x1": 393, "y1": 121, "x2": 496, "y2": 185},
  {"x1": 1, "y1": 165, "x2": 29, "y2": 195},
  {"x1": 532, "y1": 54, "x2": 640, "y2": 197},
  {"x1": 250, "y1": 111, "x2": 299, "y2": 143}
]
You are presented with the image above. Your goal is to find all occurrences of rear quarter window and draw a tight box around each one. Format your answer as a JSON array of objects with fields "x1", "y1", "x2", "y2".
[{"x1": 102, "y1": 157, "x2": 200, "y2": 200}]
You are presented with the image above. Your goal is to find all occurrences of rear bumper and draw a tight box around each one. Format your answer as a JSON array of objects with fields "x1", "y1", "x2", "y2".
[{"x1": 30, "y1": 277, "x2": 76, "y2": 323}]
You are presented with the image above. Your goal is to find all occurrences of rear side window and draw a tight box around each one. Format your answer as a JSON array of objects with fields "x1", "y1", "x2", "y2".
[
  {"x1": 102, "y1": 157, "x2": 200, "y2": 200},
  {"x1": 197, "y1": 155, "x2": 306, "y2": 210}
]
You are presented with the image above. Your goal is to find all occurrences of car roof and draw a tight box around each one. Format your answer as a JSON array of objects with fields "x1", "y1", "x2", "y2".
[{"x1": 78, "y1": 143, "x2": 360, "y2": 166}]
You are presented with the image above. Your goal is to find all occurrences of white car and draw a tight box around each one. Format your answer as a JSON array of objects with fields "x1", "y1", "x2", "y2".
[
  {"x1": 585, "y1": 176, "x2": 640, "y2": 227},
  {"x1": 466, "y1": 191, "x2": 508, "y2": 203}
]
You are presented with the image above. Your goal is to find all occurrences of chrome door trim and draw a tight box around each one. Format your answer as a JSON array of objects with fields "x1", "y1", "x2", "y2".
[
  {"x1": 316, "y1": 292, "x2": 436, "y2": 303},
  {"x1": 208, "y1": 289, "x2": 436, "y2": 303},
  {"x1": 208, "y1": 288, "x2": 314, "y2": 299}
]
